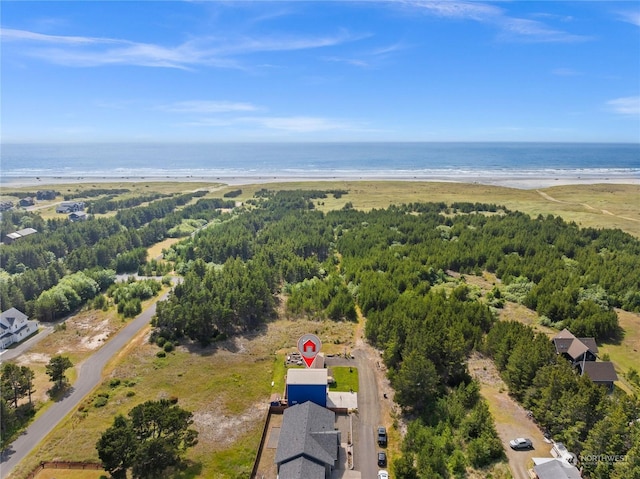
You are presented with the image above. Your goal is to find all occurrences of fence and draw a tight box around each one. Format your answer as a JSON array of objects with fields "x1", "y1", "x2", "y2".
[{"x1": 25, "y1": 461, "x2": 103, "y2": 479}]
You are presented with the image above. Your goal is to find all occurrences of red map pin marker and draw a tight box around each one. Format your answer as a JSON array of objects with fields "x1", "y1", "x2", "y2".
[{"x1": 297, "y1": 333, "x2": 322, "y2": 368}]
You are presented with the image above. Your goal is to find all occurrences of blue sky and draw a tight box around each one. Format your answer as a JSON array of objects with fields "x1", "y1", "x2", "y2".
[{"x1": 1, "y1": 1, "x2": 639, "y2": 143}]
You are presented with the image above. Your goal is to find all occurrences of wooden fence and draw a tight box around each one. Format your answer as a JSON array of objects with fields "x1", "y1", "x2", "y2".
[{"x1": 25, "y1": 461, "x2": 103, "y2": 479}]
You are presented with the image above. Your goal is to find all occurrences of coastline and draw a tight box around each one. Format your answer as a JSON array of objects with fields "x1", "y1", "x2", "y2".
[{"x1": 2, "y1": 171, "x2": 639, "y2": 190}]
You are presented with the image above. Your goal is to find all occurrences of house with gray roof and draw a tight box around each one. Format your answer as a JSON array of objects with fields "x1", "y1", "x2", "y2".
[
  {"x1": 275, "y1": 401, "x2": 340, "y2": 479},
  {"x1": 533, "y1": 457, "x2": 582, "y2": 479},
  {"x1": 56, "y1": 201, "x2": 85, "y2": 213},
  {"x1": 3, "y1": 227, "x2": 37, "y2": 244},
  {"x1": 0, "y1": 308, "x2": 38, "y2": 349}
]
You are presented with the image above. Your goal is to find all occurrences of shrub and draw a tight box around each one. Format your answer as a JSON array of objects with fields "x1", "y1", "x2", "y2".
[
  {"x1": 163, "y1": 341, "x2": 174, "y2": 353},
  {"x1": 94, "y1": 396, "x2": 108, "y2": 408},
  {"x1": 109, "y1": 378, "x2": 121, "y2": 388},
  {"x1": 156, "y1": 351, "x2": 166, "y2": 358}
]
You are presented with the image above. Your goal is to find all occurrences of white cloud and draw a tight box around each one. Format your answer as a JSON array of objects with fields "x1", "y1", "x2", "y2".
[
  {"x1": 238, "y1": 116, "x2": 356, "y2": 132},
  {"x1": 160, "y1": 101, "x2": 260, "y2": 113},
  {"x1": 0, "y1": 27, "x2": 117, "y2": 45},
  {"x1": 323, "y1": 56, "x2": 371, "y2": 68},
  {"x1": 409, "y1": 0, "x2": 502, "y2": 21},
  {"x1": 0, "y1": 27, "x2": 361, "y2": 69},
  {"x1": 179, "y1": 114, "x2": 363, "y2": 133},
  {"x1": 607, "y1": 96, "x2": 640, "y2": 115},
  {"x1": 616, "y1": 10, "x2": 640, "y2": 27},
  {"x1": 403, "y1": 0, "x2": 590, "y2": 42},
  {"x1": 552, "y1": 68, "x2": 581, "y2": 76}
]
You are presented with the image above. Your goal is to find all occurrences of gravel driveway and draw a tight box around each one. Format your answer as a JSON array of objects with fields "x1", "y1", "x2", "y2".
[{"x1": 469, "y1": 353, "x2": 551, "y2": 479}]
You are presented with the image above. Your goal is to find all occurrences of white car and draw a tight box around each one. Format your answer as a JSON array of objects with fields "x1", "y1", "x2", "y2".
[
  {"x1": 509, "y1": 437, "x2": 533, "y2": 450},
  {"x1": 378, "y1": 471, "x2": 389, "y2": 479}
]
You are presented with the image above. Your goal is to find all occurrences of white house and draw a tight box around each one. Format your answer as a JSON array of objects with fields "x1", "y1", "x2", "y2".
[{"x1": 0, "y1": 308, "x2": 38, "y2": 349}]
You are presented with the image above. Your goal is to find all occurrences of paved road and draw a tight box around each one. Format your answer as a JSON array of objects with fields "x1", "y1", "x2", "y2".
[
  {"x1": 0, "y1": 295, "x2": 165, "y2": 479},
  {"x1": 353, "y1": 347, "x2": 382, "y2": 479}
]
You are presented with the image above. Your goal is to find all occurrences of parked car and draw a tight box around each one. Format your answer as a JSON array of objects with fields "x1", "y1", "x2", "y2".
[
  {"x1": 378, "y1": 451, "x2": 387, "y2": 467},
  {"x1": 509, "y1": 437, "x2": 533, "y2": 450},
  {"x1": 377, "y1": 426, "x2": 387, "y2": 446},
  {"x1": 377, "y1": 471, "x2": 389, "y2": 479}
]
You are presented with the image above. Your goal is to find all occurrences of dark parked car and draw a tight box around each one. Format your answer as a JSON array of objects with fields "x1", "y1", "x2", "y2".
[
  {"x1": 377, "y1": 426, "x2": 387, "y2": 447},
  {"x1": 509, "y1": 437, "x2": 533, "y2": 450},
  {"x1": 378, "y1": 451, "x2": 387, "y2": 467}
]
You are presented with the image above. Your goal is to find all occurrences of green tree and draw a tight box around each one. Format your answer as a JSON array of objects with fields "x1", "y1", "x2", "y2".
[
  {"x1": 96, "y1": 415, "x2": 136, "y2": 479},
  {"x1": 0, "y1": 398, "x2": 16, "y2": 447},
  {"x1": 1, "y1": 363, "x2": 35, "y2": 408},
  {"x1": 45, "y1": 355, "x2": 73, "y2": 388},
  {"x1": 391, "y1": 349, "x2": 440, "y2": 412},
  {"x1": 96, "y1": 399, "x2": 198, "y2": 479}
]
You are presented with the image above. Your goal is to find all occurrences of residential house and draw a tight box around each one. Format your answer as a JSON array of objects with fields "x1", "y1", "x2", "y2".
[
  {"x1": 0, "y1": 308, "x2": 38, "y2": 349},
  {"x1": 56, "y1": 201, "x2": 85, "y2": 213},
  {"x1": 275, "y1": 401, "x2": 340, "y2": 479},
  {"x1": 3, "y1": 227, "x2": 37, "y2": 244},
  {"x1": 553, "y1": 329, "x2": 598, "y2": 365},
  {"x1": 69, "y1": 211, "x2": 88, "y2": 222},
  {"x1": 532, "y1": 457, "x2": 582, "y2": 479},
  {"x1": 581, "y1": 361, "x2": 618, "y2": 391},
  {"x1": 19, "y1": 197, "x2": 35, "y2": 207},
  {"x1": 552, "y1": 329, "x2": 617, "y2": 390},
  {"x1": 0, "y1": 201, "x2": 14, "y2": 211}
]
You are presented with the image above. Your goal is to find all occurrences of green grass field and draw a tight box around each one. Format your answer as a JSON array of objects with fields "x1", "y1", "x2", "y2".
[{"x1": 329, "y1": 366, "x2": 359, "y2": 392}]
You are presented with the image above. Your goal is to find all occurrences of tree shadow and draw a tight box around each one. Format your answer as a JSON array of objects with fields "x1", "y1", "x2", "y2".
[
  {"x1": 171, "y1": 459, "x2": 203, "y2": 479},
  {"x1": 180, "y1": 323, "x2": 272, "y2": 356},
  {"x1": 599, "y1": 324, "x2": 625, "y2": 346},
  {"x1": 47, "y1": 383, "x2": 75, "y2": 402}
]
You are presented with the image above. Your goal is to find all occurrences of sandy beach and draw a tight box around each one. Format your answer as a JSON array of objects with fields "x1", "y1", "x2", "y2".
[{"x1": 2, "y1": 171, "x2": 639, "y2": 190}]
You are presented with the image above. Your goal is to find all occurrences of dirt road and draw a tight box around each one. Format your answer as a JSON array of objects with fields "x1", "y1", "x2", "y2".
[{"x1": 469, "y1": 353, "x2": 550, "y2": 479}]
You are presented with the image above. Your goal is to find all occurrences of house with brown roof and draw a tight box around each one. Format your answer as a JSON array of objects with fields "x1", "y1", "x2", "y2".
[
  {"x1": 581, "y1": 362, "x2": 618, "y2": 391},
  {"x1": 552, "y1": 329, "x2": 617, "y2": 391},
  {"x1": 553, "y1": 329, "x2": 598, "y2": 364}
]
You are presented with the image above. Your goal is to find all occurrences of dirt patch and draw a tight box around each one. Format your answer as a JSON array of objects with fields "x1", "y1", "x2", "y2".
[
  {"x1": 192, "y1": 401, "x2": 268, "y2": 447},
  {"x1": 16, "y1": 352, "x2": 50, "y2": 365}
]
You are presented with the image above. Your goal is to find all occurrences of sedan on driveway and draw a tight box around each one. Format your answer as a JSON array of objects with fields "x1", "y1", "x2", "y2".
[
  {"x1": 509, "y1": 437, "x2": 533, "y2": 450},
  {"x1": 377, "y1": 471, "x2": 389, "y2": 479},
  {"x1": 377, "y1": 451, "x2": 387, "y2": 467}
]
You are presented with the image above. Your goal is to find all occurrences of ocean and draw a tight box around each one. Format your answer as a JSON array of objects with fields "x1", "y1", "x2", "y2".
[{"x1": 1, "y1": 142, "x2": 639, "y2": 186}]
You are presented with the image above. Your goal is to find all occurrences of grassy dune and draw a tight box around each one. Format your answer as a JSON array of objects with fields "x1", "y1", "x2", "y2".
[{"x1": 4, "y1": 180, "x2": 639, "y2": 236}]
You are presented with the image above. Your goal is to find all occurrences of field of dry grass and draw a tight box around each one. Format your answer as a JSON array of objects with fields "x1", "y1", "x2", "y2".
[
  {"x1": 216, "y1": 180, "x2": 640, "y2": 237},
  {"x1": 4, "y1": 180, "x2": 639, "y2": 237},
  {"x1": 8, "y1": 314, "x2": 357, "y2": 479}
]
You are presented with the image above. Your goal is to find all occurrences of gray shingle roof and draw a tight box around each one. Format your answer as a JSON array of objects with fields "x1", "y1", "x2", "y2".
[
  {"x1": 277, "y1": 456, "x2": 326, "y2": 479},
  {"x1": 534, "y1": 459, "x2": 582, "y2": 479},
  {"x1": 275, "y1": 401, "x2": 338, "y2": 469},
  {"x1": 582, "y1": 361, "x2": 618, "y2": 383},
  {"x1": 1, "y1": 308, "x2": 27, "y2": 325}
]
